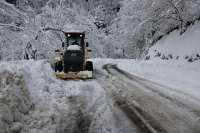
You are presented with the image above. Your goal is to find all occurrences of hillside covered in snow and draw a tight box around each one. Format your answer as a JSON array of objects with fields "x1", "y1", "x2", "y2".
[
  {"x1": 117, "y1": 21, "x2": 200, "y2": 97},
  {"x1": 1, "y1": 0, "x2": 200, "y2": 60}
]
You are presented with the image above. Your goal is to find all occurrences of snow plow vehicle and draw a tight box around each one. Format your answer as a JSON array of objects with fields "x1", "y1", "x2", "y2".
[{"x1": 54, "y1": 32, "x2": 93, "y2": 79}]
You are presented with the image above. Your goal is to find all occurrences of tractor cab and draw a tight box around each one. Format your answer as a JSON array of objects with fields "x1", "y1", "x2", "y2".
[{"x1": 65, "y1": 32, "x2": 84, "y2": 46}]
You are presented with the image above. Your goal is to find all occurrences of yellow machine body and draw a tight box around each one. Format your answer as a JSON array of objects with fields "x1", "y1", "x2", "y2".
[{"x1": 54, "y1": 32, "x2": 93, "y2": 79}]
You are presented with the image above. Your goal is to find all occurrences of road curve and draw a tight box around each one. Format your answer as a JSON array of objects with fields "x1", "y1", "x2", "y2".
[{"x1": 95, "y1": 64, "x2": 200, "y2": 133}]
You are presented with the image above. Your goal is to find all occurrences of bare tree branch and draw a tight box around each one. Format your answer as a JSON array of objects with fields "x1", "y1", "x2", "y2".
[{"x1": 0, "y1": 23, "x2": 24, "y2": 30}]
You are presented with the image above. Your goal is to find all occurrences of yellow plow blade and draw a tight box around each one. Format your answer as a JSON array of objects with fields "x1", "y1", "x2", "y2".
[{"x1": 55, "y1": 71, "x2": 92, "y2": 79}]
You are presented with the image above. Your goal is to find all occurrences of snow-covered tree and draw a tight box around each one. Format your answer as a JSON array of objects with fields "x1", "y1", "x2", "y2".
[{"x1": 1, "y1": 0, "x2": 200, "y2": 60}]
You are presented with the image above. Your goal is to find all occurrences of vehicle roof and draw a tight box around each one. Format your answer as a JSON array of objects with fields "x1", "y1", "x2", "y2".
[
  {"x1": 63, "y1": 32, "x2": 85, "y2": 38},
  {"x1": 63, "y1": 32, "x2": 85, "y2": 35}
]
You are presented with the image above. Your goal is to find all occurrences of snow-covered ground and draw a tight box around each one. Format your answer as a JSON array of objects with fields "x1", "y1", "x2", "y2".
[
  {"x1": 0, "y1": 57, "x2": 199, "y2": 132},
  {"x1": 93, "y1": 58, "x2": 200, "y2": 98},
  {"x1": 148, "y1": 22, "x2": 200, "y2": 57},
  {"x1": 0, "y1": 60, "x2": 136, "y2": 133},
  {"x1": 1, "y1": 58, "x2": 199, "y2": 132},
  {"x1": 117, "y1": 59, "x2": 200, "y2": 98}
]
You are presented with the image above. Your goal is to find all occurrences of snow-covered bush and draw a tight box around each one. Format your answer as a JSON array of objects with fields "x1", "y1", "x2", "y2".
[{"x1": 0, "y1": 71, "x2": 33, "y2": 133}]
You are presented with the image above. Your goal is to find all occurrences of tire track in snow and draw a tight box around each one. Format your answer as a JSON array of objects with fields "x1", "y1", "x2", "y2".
[
  {"x1": 107, "y1": 88, "x2": 163, "y2": 133},
  {"x1": 53, "y1": 94, "x2": 91, "y2": 133},
  {"x1": 95, "y1": 68, "x2": 166, "y2": 133},
  {"x1": 97, "y1": 64, "x2": 200, "y2": 133},
  {"x1": 67, "y1": 95, "x2": 92, "y2": 133},
  {"x1": 111, "y1": 65, "x2": 200, "y2": 117}
]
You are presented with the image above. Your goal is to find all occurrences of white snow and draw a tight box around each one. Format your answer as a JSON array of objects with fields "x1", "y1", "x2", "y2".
[
  {"x1": 91, "y1": 22, "x2": 200, "y2": 99},
  {"x1": 67, "y1": 45, "x2": 81, "y2": 51},
  {"x1": 0, "y1": 58, "x2": 199, "y2": 132},
  {"x1": 148, "y1": 22, "x2": 200, "y2": 57},
  {"x1": 116, "y1": 59, "x2": 200, "y2": 98},
  {"x1": 0, "y1": 60, "x2": 135, "y2": 133},
  {"x1": 93, "y1": 22, "x2": 200, "y2": 99}
]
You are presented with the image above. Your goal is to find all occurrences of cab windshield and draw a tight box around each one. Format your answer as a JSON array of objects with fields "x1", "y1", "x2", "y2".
[{"x1": 68, "y1": 36, "x2": 81, "y2": 46}]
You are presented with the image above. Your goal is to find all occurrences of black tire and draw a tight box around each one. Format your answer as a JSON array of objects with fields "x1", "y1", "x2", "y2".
[
  {"x1": 55, "y1": 61, "x2": 63, "y2": 72},
  {"x1": 86, "y1": 61, "x2": 93, "y2": 71}
]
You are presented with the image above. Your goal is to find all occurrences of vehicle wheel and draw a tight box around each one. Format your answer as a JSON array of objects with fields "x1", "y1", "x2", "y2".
[
  {"x1": 55, "y1": 61, "x2": 63, "y2": 72},
  {"x1": 86, "y1": 61, "x2": 93, "y2": 71}
]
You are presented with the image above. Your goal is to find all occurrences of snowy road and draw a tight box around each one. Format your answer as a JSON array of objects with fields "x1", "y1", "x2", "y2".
[
  {"x1": 1, "y1": 60, "x2": 200, "y2": 133},
  {"x1": 95, "y1": 64, "x2": 200, "y2": 133}
]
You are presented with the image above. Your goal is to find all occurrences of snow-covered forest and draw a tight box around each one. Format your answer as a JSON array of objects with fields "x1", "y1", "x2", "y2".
[{"x1": 1, "y1": 0, "x2": 200, "y2": 60}]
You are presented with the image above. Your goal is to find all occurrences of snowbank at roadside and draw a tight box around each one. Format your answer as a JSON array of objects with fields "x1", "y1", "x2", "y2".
[
  {"x1": 0, "y1": 71, "x2": 33, "y2": 133},
  {"x1": 0, "y1": 60, "x2": 62, "y2": 133},
  {"x1": 93, "y1": 58, "x2": 200, "y2": 99},
  {"x1": 0, "y1": 60, "x2": 132, "y2": 133},
  {"x1": 117, "y1": 59, "x2": 200, "y2": 98}
]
